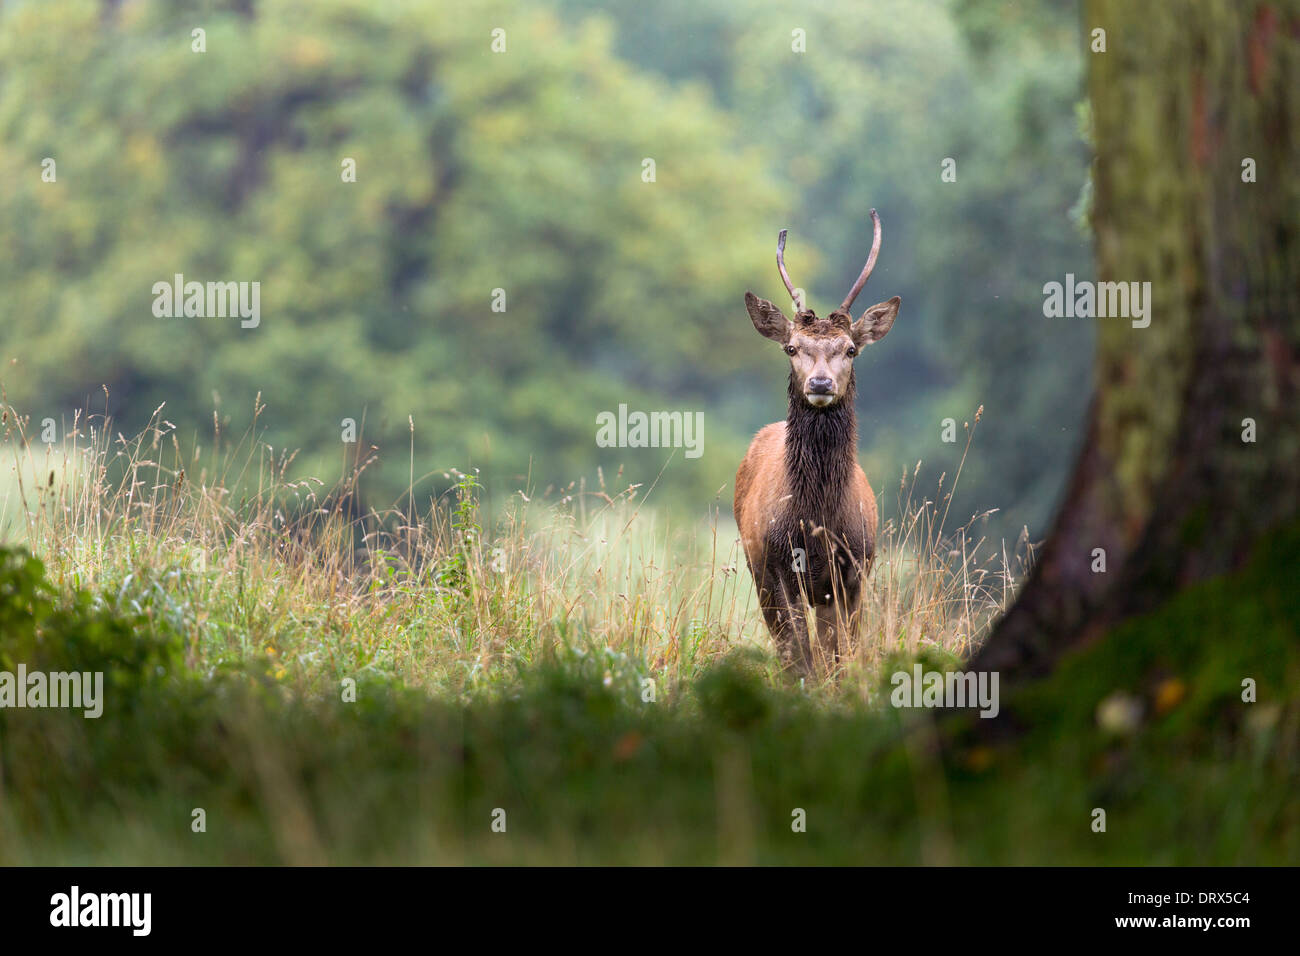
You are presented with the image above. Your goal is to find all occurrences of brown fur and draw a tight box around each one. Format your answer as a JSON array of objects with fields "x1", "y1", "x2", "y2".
[{"x1": 734, "y1": 291, "x2": 900, "y2": 675}]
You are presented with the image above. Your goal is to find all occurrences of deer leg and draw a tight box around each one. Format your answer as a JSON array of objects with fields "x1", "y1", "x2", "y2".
[
  {"x1": 758, "y1": 569, "x2": 814, "y2": 675},
  {"x1": 813, "y1": 592, "x2": 862, "y2": 675},
  {"x1": 812, "y1": 545, "x2": 865, "y2": 675},
  {"x1": 812, "y1": 604, "x2": 841, "y2": 672}
]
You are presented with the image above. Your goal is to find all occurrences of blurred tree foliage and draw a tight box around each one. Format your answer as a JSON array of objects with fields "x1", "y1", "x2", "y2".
[
  {"x1": 0, "y1": 0, "x2": 1091, "y2": 538},
  {"x1": 558, "y1": 0, "x2": 1095, "y2": 534}
]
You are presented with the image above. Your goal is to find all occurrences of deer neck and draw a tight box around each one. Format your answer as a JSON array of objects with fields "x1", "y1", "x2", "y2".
[{"x1": 785, "y1": 370, "x2": 858, "y2": 517}]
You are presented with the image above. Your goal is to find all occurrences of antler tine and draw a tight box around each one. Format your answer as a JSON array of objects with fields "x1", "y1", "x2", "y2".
[
  {"x1": 839, "y1": 209, "x2": 883, "y2": 313},
  {"x1": 776, "y1": 229, "x2": 804, "y2": 312}
]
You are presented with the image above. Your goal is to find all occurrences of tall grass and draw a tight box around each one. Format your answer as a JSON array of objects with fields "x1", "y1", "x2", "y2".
[
  {"x1": 0, "y1": 396, "x2": 1033, "y2": 701},
  {"x1": 15, "y1": 397, "x2": 1293, "y2": 867}
]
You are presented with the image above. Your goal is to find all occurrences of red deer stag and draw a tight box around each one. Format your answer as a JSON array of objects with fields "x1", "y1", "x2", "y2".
[{"x1": 733, "y1": 211, "x2": 900, "y2": 676}]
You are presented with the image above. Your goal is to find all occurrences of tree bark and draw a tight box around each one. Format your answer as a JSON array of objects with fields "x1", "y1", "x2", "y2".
[{"x1": 972, "y1": 0, "x2": 1300, "y2": 677}]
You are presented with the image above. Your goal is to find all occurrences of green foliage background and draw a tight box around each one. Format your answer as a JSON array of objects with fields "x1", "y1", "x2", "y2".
[{"x1": 0, "y1": 0, "x2": 1092, "y2": 537}]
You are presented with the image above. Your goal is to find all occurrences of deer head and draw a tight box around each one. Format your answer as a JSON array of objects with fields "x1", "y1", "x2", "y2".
[{"x1": 744, "y1": 210, "x2": 900, "y2": 407}]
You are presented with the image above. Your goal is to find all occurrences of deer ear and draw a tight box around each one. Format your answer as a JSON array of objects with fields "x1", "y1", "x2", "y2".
[
  {"x1": 744, "y1": 292, "x2": 792, "y2": 344},
  {"x1": 851, "y1": 296, "x2": 900, "y2": 346}
]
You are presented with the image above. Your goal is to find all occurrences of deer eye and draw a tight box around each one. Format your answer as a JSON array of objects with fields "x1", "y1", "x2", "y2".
[
  {"x1": 846, "y1": 346, "x2": 858, "y2": 357},
  {"x1": 784, "y1": 345, "x2": 797, "y2": 356}
]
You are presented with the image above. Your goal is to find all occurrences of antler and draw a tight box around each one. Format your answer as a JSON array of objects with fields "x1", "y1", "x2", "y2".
[
  {"x1": 775, "y1": 229, "x2": 804, "y2": 312},
  {"x1": 839, "y1": 209, "x2": 883, "y2": 313}
]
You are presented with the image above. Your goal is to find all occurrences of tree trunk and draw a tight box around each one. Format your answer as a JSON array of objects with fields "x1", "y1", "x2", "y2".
[{"x1": 972, "y1": 0, "x2": 1300, "y2": 677}]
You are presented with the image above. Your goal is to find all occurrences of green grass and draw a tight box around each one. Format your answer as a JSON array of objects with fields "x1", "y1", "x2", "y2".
[
  {"x1": 2, "y1": 522, "x2": 1297, "y2": 864},
  {"x1": 1, "y1": 400, "x2": 1019, "y2": 697},
  {"x1": 2, "y1": 403, "x2": 1293, "y2": 864}
]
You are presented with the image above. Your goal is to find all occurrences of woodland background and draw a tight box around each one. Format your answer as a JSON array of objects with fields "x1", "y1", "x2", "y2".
[
  {"x1": 4, "y1": 0, "x2": 1293, "y2": 867},
  {"x1": 0, "y1": 0, "x2": 1094, "y2": 542}
]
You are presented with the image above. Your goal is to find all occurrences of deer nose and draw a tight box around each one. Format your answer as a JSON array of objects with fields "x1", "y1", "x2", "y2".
[{"x1": 807, "y1": 377, "x2": 834, "y2": 394}]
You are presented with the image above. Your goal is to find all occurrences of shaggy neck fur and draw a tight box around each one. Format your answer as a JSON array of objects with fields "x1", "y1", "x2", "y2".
[{"x1": 785, "y1": 369, "x2": 858, "y2": 517}]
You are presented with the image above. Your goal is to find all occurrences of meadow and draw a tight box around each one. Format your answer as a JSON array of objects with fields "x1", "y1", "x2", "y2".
[
  {"x1": 2, "y1": 398, "x2": 1296, "y2": 864},
  {"x1": 0, "y1": 398, "x2": 1018, "y2": 701}
]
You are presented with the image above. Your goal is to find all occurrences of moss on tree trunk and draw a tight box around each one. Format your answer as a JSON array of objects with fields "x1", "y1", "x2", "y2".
[{"x1": 974, "y1": 0, "x2": 1300, "y2": 676}]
